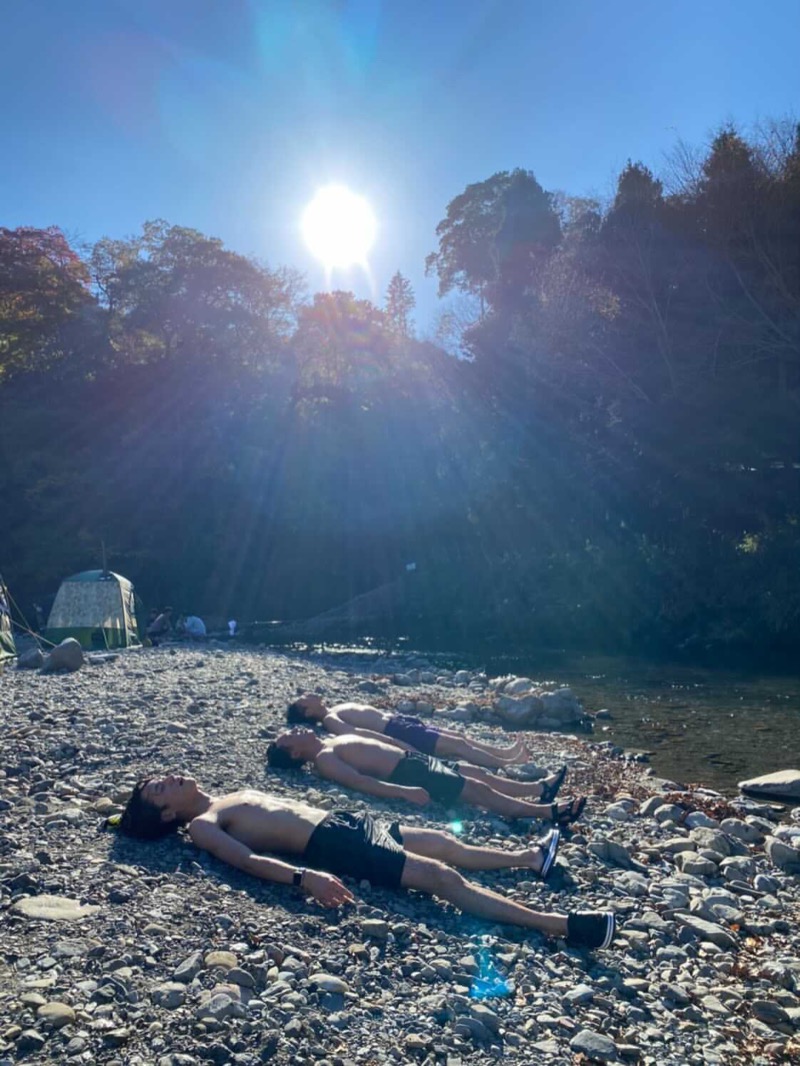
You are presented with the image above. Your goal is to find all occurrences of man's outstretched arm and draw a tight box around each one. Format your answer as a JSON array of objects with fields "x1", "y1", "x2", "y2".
[
  {"x1": 188, "y1": 816, "x2": 354, "y2": 906},
  {"x1": 314, "y1": 751, "x2": 429, "y2": 804}
]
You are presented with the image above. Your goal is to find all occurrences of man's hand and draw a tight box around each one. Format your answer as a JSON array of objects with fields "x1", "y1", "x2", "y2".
[
  {"x1": 301, "y1": 869, "x2": 355, "y2": 908},
  {"x1": 407, "y1": 787, "x2": 430, "y2": 806}
]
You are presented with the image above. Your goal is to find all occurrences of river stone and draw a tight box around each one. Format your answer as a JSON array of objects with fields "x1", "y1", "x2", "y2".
[
  {"x1": 309, "y1": 973, "x2": 348, "y2": 994},
  {"x1": 720, "y1": 856, "x2": 756, "y2": 881},
  {"x1": 12, "y1": 895, "x2": 100, "y2": 921},
  {"x1": 564, "y1": 984, "x2": 595, "y2": 1006},
  {"x1": 615, "y1": 870, "x2": 649, "y2": 896},
  {"x1": 654, "y1": 804, "x2": 684, "y2": 823},
  {"x1": 751, "y1": 1000, "x2": 792, "y2": 1029},
  {"x1": 361, "y1": 919, "x2": 389, "y2": 939},
  {"x1": 684, "y1": 811, "x2": 719, "y2": 829},
  {"x1": 689, "y1": 828, "x2": 733, "y2": 857},
  {"x1": 405, "y1": 1034, "x2": 432, "y2": 1050},
  {"x1": 17, "y1": 647, "x2": 45, "y2": 669},
  {"x1": 173, "y1": 950, "x2": 204, "y2": 982},
  {"x1": 739, "y1": 769, "x2": 800, "y2": 800},
  {"x1": 204, "y1": 950, "x2": 237, "y2": 970},
  {"x1": 676, "y1": 854, "x2": 718, "y2": 878},
  {"x1": 639, "y1": 796, "x2": 664, "y2": 818},
  {"x1": 504, "y1": 677, "x2": 534, "y2": 695},
  {"x1": 196, "y1": 992, "x2": 246, "y2": 1021},
  {"x1": 675, "y1": 914, "x2": 739, "y2": 950},
  {"x1": 720, "y1": 818, "x2": 764, "y2": 844},
  {"x1": 569, "y1": 1028, "x2": 619, "y2": 1062},
  {"x1": 470, "y1": 1003, "x2": 501, "y2": 1033},
  {"x1": 496, "y1": 694, "x2": 544, "y2": 724},
  {"x1": 41, "y1": 637, "x2": 84, "y2": 673},
  {"x1": 17, "y1": 1030, "x2": 47, "y2": 1055},
  {"x1": 588, "y1": 838, "x2": 645, "y2": 871},
  {"x1": 754, "y1": 874, "x2": 781, "y2": 894},
  {"x1": 662, "y1": 837, "x2": 696, "y2": 854},
  {"x1": 37, "y1": 1002, "x2": 75, "y2": 1028},
  {"x1": 765, "y1": 836, "x2": 800, "y2": 875},
  {"x1": 152, "y1": 983, "x2": 187, "y2": 1009},
  {"x1": 605, "y1": 802, "x2": 635, "y2": 821}
]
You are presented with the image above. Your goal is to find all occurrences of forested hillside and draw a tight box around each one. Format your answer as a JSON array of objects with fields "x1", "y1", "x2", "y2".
[{"x1": 2, "y1": 122, "x2": 799, "y2": 661}]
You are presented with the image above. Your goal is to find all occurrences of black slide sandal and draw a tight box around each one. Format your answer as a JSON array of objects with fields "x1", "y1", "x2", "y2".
[
  {"x1": 537, "y1": 828, "x2": 560, "y2": 880},
  {"x1": 539, "y1": 765, "x2": 567, "y2": 805}
]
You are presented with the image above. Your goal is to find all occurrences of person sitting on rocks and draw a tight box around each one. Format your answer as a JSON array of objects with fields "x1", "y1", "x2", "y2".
[
  {"x1": 146, "y1": 607, "x2": 173, "y2": 646},
  {"x1": 267, "y1": 729, "x2": 583, "y2": 826},
  {"x1": 117, "y1": 773, "x2": 614, "y2": 949},
  {"x1": 287, "y1": 694, "x2": 551, "y2": 776}
]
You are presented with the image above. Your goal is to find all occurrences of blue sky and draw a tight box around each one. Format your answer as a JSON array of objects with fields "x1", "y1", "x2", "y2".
[{"x1": 2, "y1": 0, "x2": 798, "y2": 330}]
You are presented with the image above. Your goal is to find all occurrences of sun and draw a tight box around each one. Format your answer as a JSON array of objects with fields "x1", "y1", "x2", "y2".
[{"x1": 301, "y1": 185, "x2": 377, "y2": 269}]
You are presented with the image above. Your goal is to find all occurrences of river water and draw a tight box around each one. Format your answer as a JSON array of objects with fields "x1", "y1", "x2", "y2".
[
  {"x1": 476, "y1": 652, "x2": 800, "y2": 797},
  {"x1": 282, "y1": 640, "x2": 800, "y2": 798}
]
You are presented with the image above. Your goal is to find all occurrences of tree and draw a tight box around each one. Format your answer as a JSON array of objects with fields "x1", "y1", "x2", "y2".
[
  {"x1": 0, "y1": 226, "x2": 92, "y2": 380},
  {"x1": 425, "y1": 169, "x2": 561, "y2": 314},
  {"x1": 384, "y1": 271, "x2": 415, "y2": 337},
  {"x1": 292, "y1": 291, "x2": 390, "y2": 400},
  {"x1": 89, "y1": 221, "x2": 303, "y2": 370}
]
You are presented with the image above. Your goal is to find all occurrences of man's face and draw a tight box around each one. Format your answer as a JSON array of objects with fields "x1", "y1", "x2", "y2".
[
  {"x1": 141, "y1": 773, "x2": 197, "y2": 817},
  {"x1": 277, "y1": 729, "x2": 316, "y2": 758},
  {"x1": 296, "y1": 694, "x2": 324, "y2": 719}
]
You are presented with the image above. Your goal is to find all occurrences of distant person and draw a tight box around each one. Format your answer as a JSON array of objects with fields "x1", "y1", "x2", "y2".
[
  {"x1": 147, "y1": 607, "x2": 173, "y2": 646},
  {"x1": 286, "y1": 693, "x2": 559, "y2": 779},
  {"x1": 267, "y1": 730, "x2": 585, "y2": 826},
  {"x1": 183, "y1": 615, "x2": 207, "y2": 641},
  {"x1": 228, "y1": 619, "x2": 237, "y2": 638},
  {"x1": 116, "y1": 772, "x2": 615, "y2": 948}
]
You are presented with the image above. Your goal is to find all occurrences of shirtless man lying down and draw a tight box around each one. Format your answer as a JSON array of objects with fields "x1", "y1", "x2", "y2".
[
  {"x1": 267, "y1": 730, "x2": 584, "y2": 826},
  {"x1": 286, "y1": 694, "x2": 539, "y2": 772},
  {"x1": 117, "y1": 773, "x2": 615, "y2": 950}
]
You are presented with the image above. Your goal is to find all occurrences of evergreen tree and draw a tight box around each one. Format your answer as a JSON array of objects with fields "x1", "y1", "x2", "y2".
[{"x1": 384, "y1": 271, "x2": 416, "y2": 337}]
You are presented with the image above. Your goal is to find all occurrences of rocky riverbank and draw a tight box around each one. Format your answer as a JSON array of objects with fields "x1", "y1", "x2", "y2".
[{"x1": 2, "y1": 643, "x2": 800, "y2": 1065}]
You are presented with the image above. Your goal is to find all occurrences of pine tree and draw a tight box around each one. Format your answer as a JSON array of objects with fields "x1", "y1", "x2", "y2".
[{"x1": 385, "y1": 271, "x2": 416, "y2": 337}]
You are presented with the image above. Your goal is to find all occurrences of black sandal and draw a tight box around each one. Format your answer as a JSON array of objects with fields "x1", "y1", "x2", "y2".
[
  {"x1": 552, "y1": 796, "x2": 587, "y2": 826},
  {"x1": 566, "y1": 911, "x2": 616, "y2": 949},
  {"x1": 537, "y1": 828, "x2": 561, "y2": 880},
  {"x1": 539, "y1": 765, "x2": 567, "y2": 805}
]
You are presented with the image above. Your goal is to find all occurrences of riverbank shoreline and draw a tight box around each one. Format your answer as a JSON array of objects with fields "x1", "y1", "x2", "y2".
[{"x1": 2, "y1": 643, "x2": 799, "y2": 1064}]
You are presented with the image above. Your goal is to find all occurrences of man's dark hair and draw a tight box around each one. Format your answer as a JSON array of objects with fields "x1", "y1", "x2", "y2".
[
  {"x1": 266, "y1": 742, "x2": 308, "y2": 771},
  {"x1": 118, "y1": 780, "x2": 184, "y2": 841},
  {"x1": 286, "y1": 701, "x2": 310, "y2": 725}
]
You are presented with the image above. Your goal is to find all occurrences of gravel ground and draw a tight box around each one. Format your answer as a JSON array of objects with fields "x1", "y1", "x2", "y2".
[{"x1": 2, "y1": 643, "x2": 800, "y2": 1065}]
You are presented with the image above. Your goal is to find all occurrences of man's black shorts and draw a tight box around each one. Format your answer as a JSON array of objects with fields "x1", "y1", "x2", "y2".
[
  {"x1": 302, "y1": 811, "x2": 407, "y2": 888},
  {"x1": 387, "y1": 750, "x2": 466, "y2": 806}
]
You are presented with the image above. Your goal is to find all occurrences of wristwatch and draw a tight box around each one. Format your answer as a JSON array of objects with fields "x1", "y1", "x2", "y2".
[{"x1": 292, "y1": 867, "x2": 306, "y2": 888}]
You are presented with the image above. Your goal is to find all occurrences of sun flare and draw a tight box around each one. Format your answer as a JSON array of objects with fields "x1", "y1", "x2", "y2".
[{"x1": 302, "y1": 185, "x2": 377, "y2": 269}]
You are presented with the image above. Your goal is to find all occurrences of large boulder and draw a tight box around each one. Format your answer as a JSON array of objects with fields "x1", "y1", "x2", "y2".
[
  {"x1": 739, "y1": 770, "x2": 800, "y2": 801},
  {"x1": 495, "y1": 686, "x2": 585, "y2": 729},
  {"x1": 495, "y1": 693, "x2": 544, "y2": 725},
  {"x1": 41, "y1": 638, "x2": 84, "y2": 673}
]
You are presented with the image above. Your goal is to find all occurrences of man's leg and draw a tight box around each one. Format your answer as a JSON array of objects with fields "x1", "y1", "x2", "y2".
[
  {"x1": 454, "y1": 764, "x2": 558, "y2": 799},
  {"x1": 397, "y1": 825, "x2": 551, "y2": 873},
  {"x1": 400, "y1": 854, "x2": 566, "y2": 935},
  {"x1": 459, "y1": 779, "x2": 584, "y2": 822},
  {"x1": 432, "y1": 730, "x2": 528, "y2": 768}
]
